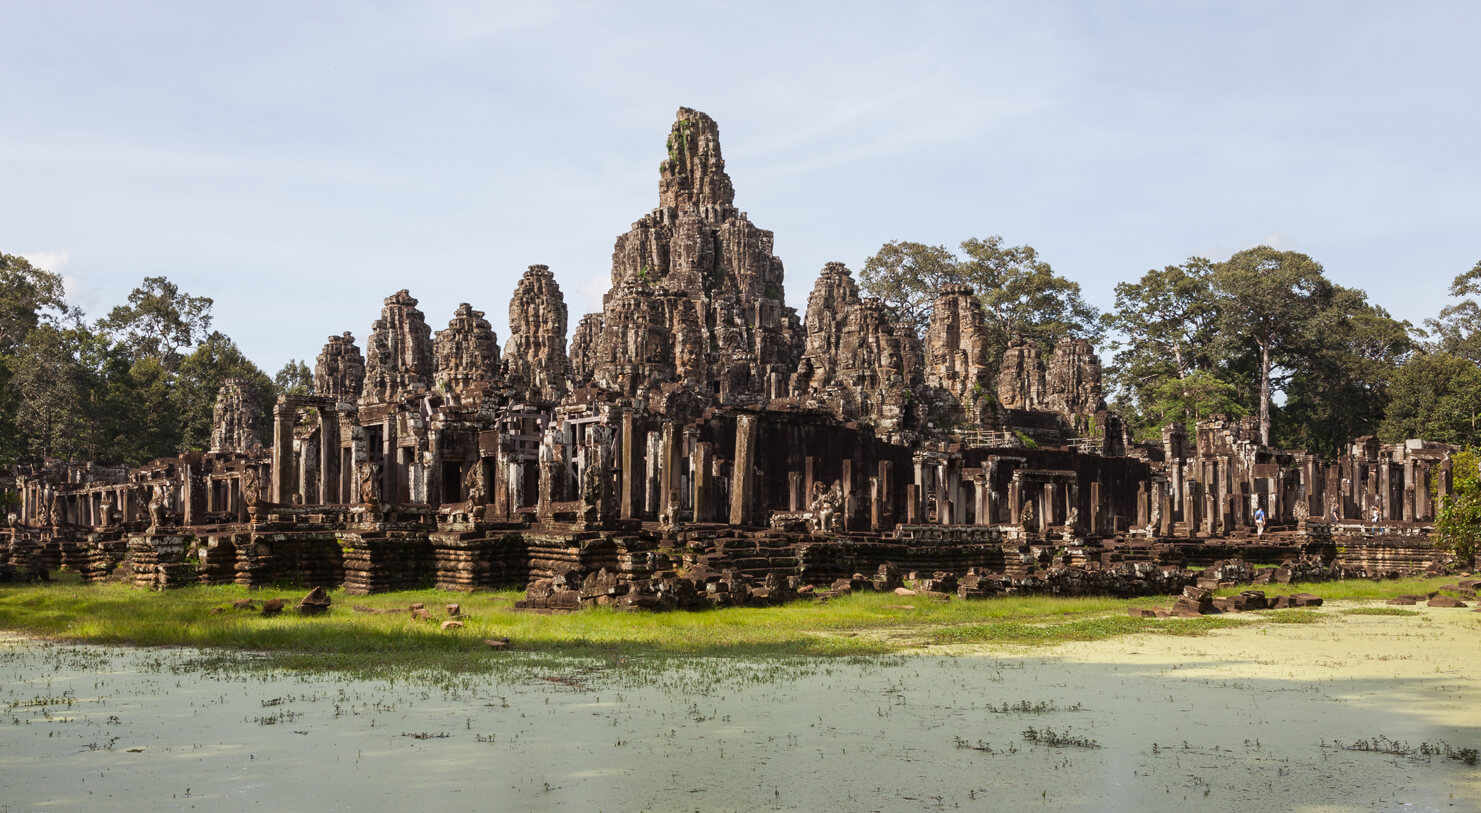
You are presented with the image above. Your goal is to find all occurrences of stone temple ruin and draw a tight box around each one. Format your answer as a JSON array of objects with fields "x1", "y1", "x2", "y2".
[{"x1": 0, "y1": 109, "x2": 1465, "y2": 606}]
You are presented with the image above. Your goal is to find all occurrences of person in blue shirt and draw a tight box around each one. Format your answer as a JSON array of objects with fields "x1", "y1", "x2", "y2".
[{"x1": 1254, "y1": 504, "x2": 1266, "y2": 537}]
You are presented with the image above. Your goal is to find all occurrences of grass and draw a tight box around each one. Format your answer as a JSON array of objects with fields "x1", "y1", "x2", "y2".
[
  {"x1": 1213, "y1": 576, "x2": 1455, "y2": 602},
  {"x1": 0, "y1": 573, "x2": 1458, "y2": 674},
  {"x1": 1341, "y1": 606, "x2": 1423, "y2": 617}
]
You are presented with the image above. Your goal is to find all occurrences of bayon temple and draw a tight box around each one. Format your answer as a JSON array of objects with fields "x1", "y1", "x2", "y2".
[{"x1": 0, "y1": 109, "x2": 1463, "y2": 607}]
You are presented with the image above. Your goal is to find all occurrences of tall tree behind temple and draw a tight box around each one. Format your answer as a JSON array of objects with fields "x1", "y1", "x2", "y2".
[
  {"x1": 175, "y1": 332, "x2": 275, "y2": 453},
  {"x1": 274, "y1": 359, "x2": 313, "y2": 396},
  {"x1": 1276, "y1": 287, "x2": 1415, "y2": 456},
  {"x1": 1210, "y1": 246, "x2": 1333, "y2": 447},
  {"x1": 97, "y1": 275, "x2": 213, "y2": 369},
  {"x1": 1425, "y1": 260, "x2": 1481, "y2": 363},
  {"x1": 1378, "y1": 352, "x2": 1481, "y2": 447},
  {"x1": 1101, "y1": 258, "x2": 1237, "y2": 437},
  {"x1": 860, "y1": 236, "x2": 1100, "y2": 383}
]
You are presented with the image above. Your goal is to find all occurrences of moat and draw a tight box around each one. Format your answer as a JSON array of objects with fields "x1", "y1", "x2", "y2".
[{"x1": 3, "y1": 603, "x2": 1477, "y2": 812}]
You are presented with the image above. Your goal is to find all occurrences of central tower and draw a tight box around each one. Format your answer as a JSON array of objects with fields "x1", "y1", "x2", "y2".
[{"x1": 569, "y1": 108, "x2": 802, "y2": 403}]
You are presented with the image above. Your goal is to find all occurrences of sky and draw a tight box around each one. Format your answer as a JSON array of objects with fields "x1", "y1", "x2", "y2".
[{"x1": 3, "y1": 1, "x2": 1478, "y2": 375}]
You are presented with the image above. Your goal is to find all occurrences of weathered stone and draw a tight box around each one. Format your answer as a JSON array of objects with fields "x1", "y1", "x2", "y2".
[
  {"x1": 209, "y1": 379, "x2": 263, "y2": 455},
  {"x1": 298, "y1": 586, "x2": 331, "y2": 614},
  {"x1": 433, "y1": 303, "x2": 500, "y2": 397},
  {"x1": 998, "y1": 338, "x2": 1045, "y2": 411},
  {"x1": 314, "y1": 332, "x2": 365, "y2": 400},
  {"x1": 791, "y1": 263, "x2": 918, "y2": 433},
  {"x1": 503, "y1": 265, "x2": 571, "y2": 403},
  {"x1": 1044, "y1": 337, "x2": 1104, "y2": 421},
  {"x1": 923, "y1": 284, "x2": 993, "y2": 423},
  {"x1": 360, "y1": 290, "x2": 434, "y2": 406},
  {"x1": 591, "y1": 108, "x2": 802, "y2": 403}
]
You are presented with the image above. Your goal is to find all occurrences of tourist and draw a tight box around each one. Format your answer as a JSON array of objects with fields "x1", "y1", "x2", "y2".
[{"x1": 1254, "y1": 504, "x2": 1266, "y2": 537}]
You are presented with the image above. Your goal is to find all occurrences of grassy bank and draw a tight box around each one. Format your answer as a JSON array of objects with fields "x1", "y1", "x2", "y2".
[{"x1": 0, "y1": 574, "x2": 1461, "y2": 673}]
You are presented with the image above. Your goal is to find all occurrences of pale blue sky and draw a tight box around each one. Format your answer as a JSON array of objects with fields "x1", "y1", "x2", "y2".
[{"x1": 4, "y1": 1, "x2": 1478, "y2": 373}]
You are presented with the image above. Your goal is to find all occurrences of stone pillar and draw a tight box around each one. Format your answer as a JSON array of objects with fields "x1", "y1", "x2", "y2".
[
  {"x1": 620, "y1": 412, "x2": 639, "y2": 520},
  {"x1": 804, "y1": 456, "x2": 818, "y2": 507},
  {"x1": 841, "y1": 459, "x2": 856, "y2": 532},
  {"x1": 382, "y1": 418, "x2": 397, "y2": 508},
  {"x1": 789, "y1": 472, "x2": 804, "y2": 512},
  {"x1": 272, "y1": 403, "x2": 294, "y2": 504},
  {"x1": 182, "y1": 465, "x2": 199, "y2": 526},
  {"x1": 949, "y1": 461, "x2": 965, "y2": 525},
  {"x1": 659, "y1": 423, "x2": 680, "y2": 526},
  {"x1": 906, "y1": 484, "x2": 922, "y2": 524},
  {"x1": 936, "y1": 462, "x2": 950, "y2": 525},
  {"x1": 1089, "y1": 481, "x2": 1102, "y2": 535},
  {"x1": 729, "y1": 415, "x2": 758, "y2": 526},
  {"x1": 1009, "y1": 476, "x2": 1023, "y2": 525},
  {"x1": 644, "y1": 431, "x2": 662, "y2": 517},
  {"x1": 693, "y1": 442, "x2": 714, "y2": 523},
  {"x1": 870, "y1": 476, "x2": 883, "y2": 530},
  {"x1": 320, "y1": 410, "x2": 339, "y2": 504},
  {"x1": 877, "y1": 460, "x2": 894, "y2": 529}
]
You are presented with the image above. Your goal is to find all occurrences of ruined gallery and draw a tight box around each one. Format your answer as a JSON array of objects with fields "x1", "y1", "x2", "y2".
[{"x1": 1, "y1": 109, "x2": 1459, "y2": 608}]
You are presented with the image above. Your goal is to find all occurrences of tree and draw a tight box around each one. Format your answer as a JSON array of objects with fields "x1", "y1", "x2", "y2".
[
  {"x1": 0, "y1": 252, "x2": 70, "y2": 353},
  {"x1": 6, "y1": 325, "x2": 91, "y2": 460},
  {"x1": 1211, "y1": 246, "x2": 1332, "y2": 447},
  {"x1": 858, "y1": 241, "x2": 962, "y2": 340},
  {"x1": 1424, "y1": 260, "x2": 1481, "y2": 363},
  {"x1": 1141, "y1": 369, "x2": 1245, "y2": 432},
  {"x1": 1377, "y1": 352, "x2": 1481, "y2": 447},
  {"x1": 174, "y1": 332, "x2": 274, "y2": 452},
  {"x1": 274, "y1": 359, "x2": 314, "y2": 396},
  {"x1": 860, "y1": 236, "x2": 1101, "y2": 381},
  {"x1": 1277, "y1": 287, "x2": 1415, "y2": 455},
  {"x1": 97, "y1": 276, "x2": 213, "y2": 366},
  {"x1": 1435, "y1": 447, "x2": 1481, "y2": 566},
  {"x1": 959, "y1": 236, "x2": 1101, "y2": 365},
  {"x1": 1101, "y1": 258, "x2": 1224, "y2": 434}
]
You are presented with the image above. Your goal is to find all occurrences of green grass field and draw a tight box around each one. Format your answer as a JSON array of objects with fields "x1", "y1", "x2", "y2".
[{"x1": 0, "y1": 573, "x2": 1461, "y2": 674}]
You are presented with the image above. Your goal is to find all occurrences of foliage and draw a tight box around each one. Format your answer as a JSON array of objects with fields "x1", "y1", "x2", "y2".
[
  {"x1": 1424, "y1": 260, "x2": 1481, "y2": 363},
  {"x1": 96, "y1": 275, "x2": 213, "y2": 366},
  {"x1": 1211, "y1": 246, "x2": 1333, "y2": 446},
  {"x1": 4, "y1": 325, "x2": 92, "y2": 460},
  {"x1": 1434, "y1": 447, "x2": 1481, "y2": 565},
  {"x1": 275, "y1": 359, "x2": 314, "y2": 396},
  {"x1": 175, "y1": 332, "x2": 275, "y2": 452},
  {"x1": 0, "y1": 252, "x2": 70, "y2": 353},
  {"x1": 1143, "y1": 369, "x2": 1245, "y2": 431},
  {"x1": 1100, "y1": 258, "x2": 1240, "y2": 437},
  {"x1": 1276, "y1": 288, "x2": 1415, "y2": 455},
  {"x1": 1377, "y1": 353, "x2": 1481, "y2": 446},
  {"x1": 858, "y1": 241, "x2": 960, "y2": 338},
  {"x1": 860, "y1": 236, "x2": 1100, "y2": 382}
]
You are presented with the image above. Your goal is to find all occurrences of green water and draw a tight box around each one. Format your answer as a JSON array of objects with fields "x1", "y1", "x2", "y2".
[{"x1": 0, "y1": 634, "x2": 1474, "y2": 811}]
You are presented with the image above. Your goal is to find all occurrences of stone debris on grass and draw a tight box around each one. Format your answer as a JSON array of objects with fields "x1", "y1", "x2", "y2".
[{"x1": 298, "y1": 586, "x2": 331, "y2": 615}]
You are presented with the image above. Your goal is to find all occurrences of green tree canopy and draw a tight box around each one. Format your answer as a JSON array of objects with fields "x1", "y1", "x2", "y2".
[
  {"x1": 1101, "y1": 258, "x2": 1224, "y2": 435},
  {"x1": 1276, "y1": 287, "x2": 1414, "y2": 455},
  {"x1": 175, "y1": 332, "x2": 274, "y2": 452},
  {"x1": 0, "y1": 252, "x2": 70, "y2": 353},
  {"x1": 1424, "y1": 260, "x2": 1481, "y2": 363},
  {"x1": 274, "y1": 359, "x2": 314, "y2": 396},
  {"x1": 97, "y1": 276, "x2": 213, "y2": 366},
  {"x1": 1377, "y1": 352, "x2": 1481, "y2": 447},
  {"x1": 1211, "y1": 246, "x2": 1334, "y2": 447},
  {"x1": 860, "y1": 236, "x2": 1100, "y2": 382},
  {"x1": 1434, "y1": 447, "x2": 1481, "y2": 565}
]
